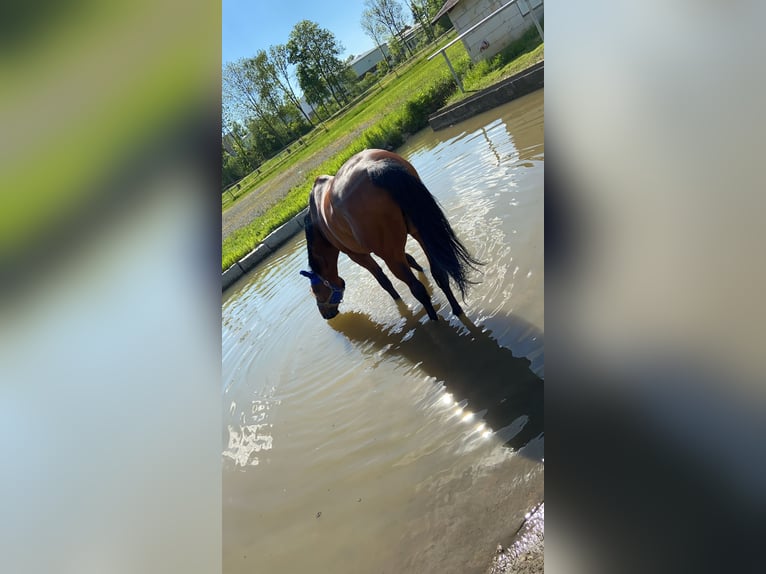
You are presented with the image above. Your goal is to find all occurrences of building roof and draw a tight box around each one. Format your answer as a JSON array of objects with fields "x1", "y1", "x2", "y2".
[
  {"x1": 349, "y1": 44, "x2": 386, "y2": 66},
  {"x1": 431, "y1": 0, "x2": 462, "y2": 24}
]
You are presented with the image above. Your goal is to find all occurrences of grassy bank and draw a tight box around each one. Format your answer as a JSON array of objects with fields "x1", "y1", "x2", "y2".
[
  {"x1": 222, "y1": 30, "x2": 543, "y2": 272},
  {"x1": 448, "y1": 24, "x2": 544, "y2": 104}
]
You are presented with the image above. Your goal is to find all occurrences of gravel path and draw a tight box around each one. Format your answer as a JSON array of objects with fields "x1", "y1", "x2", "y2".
[
  {"x1": 486, "y1": 503, "x2": 544, "y2": 574},
  {"x1": 222, "y1": 122, "x2": 373, "y2": 242}
]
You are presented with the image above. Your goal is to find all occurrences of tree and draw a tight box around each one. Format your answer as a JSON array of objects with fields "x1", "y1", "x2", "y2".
[
  {"x1": 246, "y1": 116, "x2": 282, "y2": 160},
  {"x1": 226, "y1": 121, "x2": 249, "y2": 161},
  {"x1": 287, "y1": 20, "x2": 349, "y2": 109},
  {"x1": 269, "y1": 44, "x2": 316, "y2": 127},
  {"x1": 387, "y1": 34, "x2": 407, "y2": 65},
  {"x1": 223, "y1": 59, "x2": 288, "y2": 149},
  {"x1": 408, "y1": 0, "x2": 437, "y2": 43},
  {"x1": 222, "y1": 151, "x2": 244, "y2": 190},
  {"x1": 363, "y1": 0, "x2": 414, "y2": 59},
  {"x1": 246, "y1": 51, "x2": 297, "y2": 139},
  {"x1": 295, "y1": 63, "x2": 331, "y2": 116},
  {"x1": 222, "y1": 102, "x2": 256, "y2": 168},
  {"x1": 221, "y1": 117, "x2": 261, "y2": 190},
  {"x1": 361, "y1": 8, "x2": 395, "y2": 76},
  {"x1": 410, "y1": 0, "x2": 443, "y2": 21}
]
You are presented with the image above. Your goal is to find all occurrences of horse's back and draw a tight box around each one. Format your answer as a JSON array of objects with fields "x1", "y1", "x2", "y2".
[
  {"x1": 332, "y1": 150, "x2": 415, "y2": 195},
  {"x1": 327, "y1": 150, "x2": 414, "y2": 257}
]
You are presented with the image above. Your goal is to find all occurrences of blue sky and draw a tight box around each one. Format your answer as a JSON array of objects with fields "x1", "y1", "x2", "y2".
[{"x1": 222, "y1": 0, "x2": 406, "y2": 66}]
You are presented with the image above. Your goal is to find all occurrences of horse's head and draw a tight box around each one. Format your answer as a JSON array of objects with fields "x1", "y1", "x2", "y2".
[
  {"x1": 300, "y1": 269, "x2": 345, "y2": 319},
  {"x1": 302, "y1": 205, "x2": 345, "y2": 320}
]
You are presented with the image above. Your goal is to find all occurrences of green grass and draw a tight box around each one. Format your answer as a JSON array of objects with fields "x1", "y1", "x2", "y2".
[
  {"x1": 460, "y1": 44, "x2": 543, "y2": 94},
  {"x1": 222, "y1": 26, "x2": 544, "y2": 272},
  {"x1": 446, "y1": 25, "x2": 544, "y2": 105}
]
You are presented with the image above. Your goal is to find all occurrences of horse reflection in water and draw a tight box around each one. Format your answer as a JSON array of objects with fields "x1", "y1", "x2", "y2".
[
  {"x1": 300, "y1": 149, "x2": 481, "y2": 320},
  {"x1": 330, "y1": 308, "x2": 544, "y2": 457}
]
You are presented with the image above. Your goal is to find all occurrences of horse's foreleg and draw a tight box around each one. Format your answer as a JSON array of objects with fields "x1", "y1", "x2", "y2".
[
  {"x1": 385, "y1": 260, "x2": 438, "y2": 321},
  {"x1": 347, "y1": 253, "x2": 401, "y2": 300}
]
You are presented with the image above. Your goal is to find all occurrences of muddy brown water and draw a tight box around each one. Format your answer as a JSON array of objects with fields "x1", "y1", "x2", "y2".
[{"x1": 222, "y1": 90, "x2": 544, "y2": 574}]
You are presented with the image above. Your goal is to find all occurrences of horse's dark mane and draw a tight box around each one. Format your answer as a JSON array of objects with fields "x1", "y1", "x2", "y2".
[{"x1": 303, "y1": 211, "x2": 320, "y2": 272}]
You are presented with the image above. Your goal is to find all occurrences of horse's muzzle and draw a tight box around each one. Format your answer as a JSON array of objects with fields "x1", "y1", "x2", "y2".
[{"x1": 319, "y1": 304, "x2": 340, "y2": 320}]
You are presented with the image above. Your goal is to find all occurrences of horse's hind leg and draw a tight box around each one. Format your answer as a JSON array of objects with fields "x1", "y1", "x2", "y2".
[
  {"x1": 429, "y1": 263, "x2": 463, "y2": 316},
  {"x1": 412, "y1": 234, "x2": 463, "y2": 316},
  {"x1": 405, "y1": 253, "x2": 424, "y2": 273},
  {"x1": 347, "y1": 253, "x2": 401, "y2": 300},
  {"x1": 385, "y1": 259, "x2": 438, "y2": 320}
]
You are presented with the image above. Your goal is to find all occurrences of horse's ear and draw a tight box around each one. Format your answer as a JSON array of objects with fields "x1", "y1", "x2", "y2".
[{"x1": 300, "y1": 270, "x2": 321, "y2": 286}]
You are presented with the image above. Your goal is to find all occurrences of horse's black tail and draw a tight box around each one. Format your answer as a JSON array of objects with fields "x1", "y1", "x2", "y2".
[{"x1": 367, "y1": 160, "x2": 482, "y2": 298}]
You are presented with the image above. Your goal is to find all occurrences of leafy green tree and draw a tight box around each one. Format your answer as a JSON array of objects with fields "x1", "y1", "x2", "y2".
[
  {"x1": 246, "y1": 116, "x2": 282, "y2": 160},
  {"x1": 221, "y1": 118, "x2": 261, "y2": 189},
  {"x1": 246, "y1": 51, "x2": 296, "y2": 138},
  {"x1": 226, "y1": 121, "x2": 249, "y2": 159},
  {"x1": 295, "y1": 63, "x2": 331, "y2": 116},
  {"x1": 223, "y1": 59, "x2": 289, "y2": 148},
  {"x1": 387, "y1": 34, "x2": 410, "y2": 65},
  {"x1": 408, "y1": 0, "x2": 438, "y2": 43},
  {"x1": 287, "y1": 20, "x2": 349, "y2": 109},
  {"x1": 223, "y1": 149, "x2": 249, "y2": 189},
  {"x1": 269, "y1": 44, "x2": 316, "y2": 127}
]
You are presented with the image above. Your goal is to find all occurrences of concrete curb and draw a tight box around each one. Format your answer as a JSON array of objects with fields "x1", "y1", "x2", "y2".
[
  {"x1": 428, "y1": 61, "x2": 543, "y2": 131},
  {"x1": 221, "y1": 262, "x2": 244, "y2": 288},
  {"x1": 239, "y1": 243, "x2": 273, "y2": 273},
  {"x1": 222, "y1": 207, "x2": 309, "y2": 292}
]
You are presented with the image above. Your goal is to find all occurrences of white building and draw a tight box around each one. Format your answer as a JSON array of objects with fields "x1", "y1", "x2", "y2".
[
  {"x1": 432, "y1": 0, "x2": 543, "y2": 62},
  {"x1": 348, "y1": 44, "x2": 391, "y2": 78}
]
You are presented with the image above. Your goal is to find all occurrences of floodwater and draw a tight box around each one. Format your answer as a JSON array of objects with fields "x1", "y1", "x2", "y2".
[{"x1": 222, "y1": 89, "x2": 544, "y2": 574}]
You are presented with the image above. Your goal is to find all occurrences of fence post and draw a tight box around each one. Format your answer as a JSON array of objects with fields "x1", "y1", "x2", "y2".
[
  {"x1": 523, "y1": 0, "x2": 544, "y2": 42},
  {"x1": 440, "y1": 50, "x2": 465, "y2": 94}
]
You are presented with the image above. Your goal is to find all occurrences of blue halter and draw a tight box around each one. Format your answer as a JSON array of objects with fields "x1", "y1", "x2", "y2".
[{"x1": 300, "y1": 270, "x2": 345, "y2": 305}]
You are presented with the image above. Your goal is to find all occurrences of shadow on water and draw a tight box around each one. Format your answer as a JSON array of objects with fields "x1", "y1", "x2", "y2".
[{"x1": 329, "y1": 305, "x2": 544, "y2": 460}]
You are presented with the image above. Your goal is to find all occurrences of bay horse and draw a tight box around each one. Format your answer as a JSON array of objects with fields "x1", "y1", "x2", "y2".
[{"x1": 300, "y1": 149, "x2": 480, "y2": 321}]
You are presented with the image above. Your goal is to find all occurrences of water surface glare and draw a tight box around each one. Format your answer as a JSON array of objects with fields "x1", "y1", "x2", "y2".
[{"x1": 222, "y1": 90, "x2": 544, "y2": 574}]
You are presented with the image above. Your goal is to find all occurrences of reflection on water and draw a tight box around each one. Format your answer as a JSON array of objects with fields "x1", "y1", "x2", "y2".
[
  {"x1": 224, "y1": 391, "x2": 279, "y2": 467},
  {"x1": 222, "y1": 90, "x2": 543, "y2": 574},
  {"x1": 329, "y1": 310, "x2": 543, "y2": 456}
]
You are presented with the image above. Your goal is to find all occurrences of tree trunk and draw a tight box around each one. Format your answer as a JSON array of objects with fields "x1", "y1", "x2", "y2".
[{"x1": 288, "y1": 93, "x2": 315, "y2": 127}]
